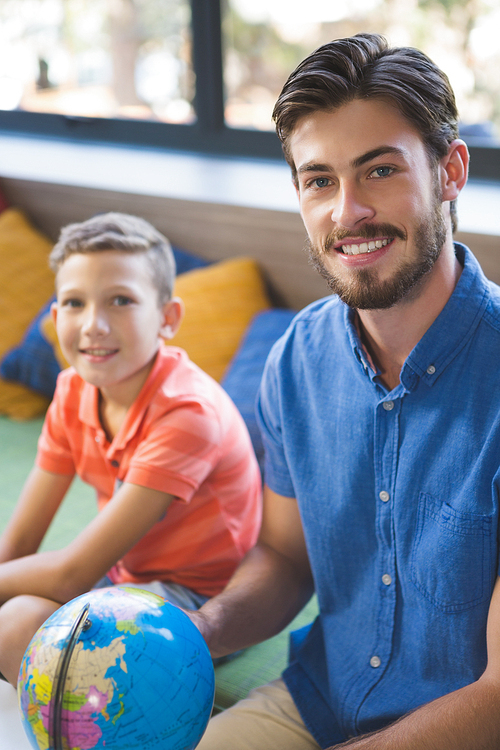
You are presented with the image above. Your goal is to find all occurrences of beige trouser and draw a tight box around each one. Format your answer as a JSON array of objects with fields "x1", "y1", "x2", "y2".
[{"x1": 197, "y1": 678, "x2": 322, "y2": 750}]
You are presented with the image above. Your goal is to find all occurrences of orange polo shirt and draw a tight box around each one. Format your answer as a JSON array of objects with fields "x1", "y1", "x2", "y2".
[{"x1": 37, "y1": 344, "x2": 262, "y2": 596}]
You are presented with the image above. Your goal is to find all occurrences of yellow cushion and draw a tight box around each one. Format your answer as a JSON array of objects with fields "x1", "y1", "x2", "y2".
[
  {"x1": 169, "y1": 257, "x2": 271, "y2": 381},
  {"x1": 0, "y1": 209, "x2": 54, "y2": 418},
  {"x1": 40, "y1": 312, "x2": 69, "y2": 369}
]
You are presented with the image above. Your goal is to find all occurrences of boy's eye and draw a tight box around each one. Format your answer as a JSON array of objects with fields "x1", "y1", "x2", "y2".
[
  {"x1": 61, "y1": 298, "x2": 83, "y2": 308},
  {"x1": 369, "y1": 166, "x2": 394, "y2": 179},
  {"x1": 112, "y1": 295, "x2": 133, "y2": 306}
]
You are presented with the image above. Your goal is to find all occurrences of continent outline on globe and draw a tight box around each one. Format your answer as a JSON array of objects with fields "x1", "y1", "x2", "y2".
[{"x1": 18, "y1": 586, "x2": 215, "y2": 750}]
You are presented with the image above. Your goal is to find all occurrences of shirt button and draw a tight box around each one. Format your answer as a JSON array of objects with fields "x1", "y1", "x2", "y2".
[
  {"x1": 382, "y1": 574, "x2": 392, "y2": 586},
  {"x1": 370, "y1": 656, "x2": 381, "y2": 668},
  {"x1": 110, "y1": 460, "x2": 119, "y2": 468},
  {"x1": 427, "y1": 364, "x2": 436, "y2": 375},
  {"x1": 383, "y1": 401, "x2": 394, "y2": 411},
  {"x1": 379, "y1": 490, "x2": 390, "y2": 503}
]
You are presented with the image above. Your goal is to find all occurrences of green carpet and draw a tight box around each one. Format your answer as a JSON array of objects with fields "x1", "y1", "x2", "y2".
[
  {"x1": 213, "y1": 594, "x2": 318, "y2": 711},
  {"x1": 0, "y1": 416, "x2": 97, "y2": 551}
]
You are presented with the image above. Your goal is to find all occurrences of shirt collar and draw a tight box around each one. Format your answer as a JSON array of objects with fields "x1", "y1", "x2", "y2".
[
  {"x1": 344, "y1": 243, "x2": 490, "y2": 393},
  {"x1": 403, "y1": 243, "x2": 489, "y2": 390},
  {"x1": 78, "y1": 344, "x2": 181, "y2": 448}
]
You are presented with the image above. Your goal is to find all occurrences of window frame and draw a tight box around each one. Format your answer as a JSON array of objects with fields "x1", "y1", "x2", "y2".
[{"x1": 0, "y1": 0, "x2": 498, "y2": 179}]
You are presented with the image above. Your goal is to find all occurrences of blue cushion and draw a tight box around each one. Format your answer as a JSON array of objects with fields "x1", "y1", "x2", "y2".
[
  {"x1": 221, "y1": 309, "x2": 296, "y2": 472},
  {"x1": 0, "y1": 298, "x2": 59, "y2": 399},
  {"x1": 172, "y1": 245, "x2": 209, "y2": 275},
  {"x1": 0, "y1": 246, "x2": 210, "y2": 399}
]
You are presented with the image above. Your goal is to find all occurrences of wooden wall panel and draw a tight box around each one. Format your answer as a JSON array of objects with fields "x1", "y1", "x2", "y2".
[
  {"x1": 1, "y1": 177, "x2": 499, "y2": 309},
  {"x1": 0, "y1": 177, "x2": 328, "y2": 309},
  {"x1": 455, "y1": 231, "x2": 500, "y2": 286}
]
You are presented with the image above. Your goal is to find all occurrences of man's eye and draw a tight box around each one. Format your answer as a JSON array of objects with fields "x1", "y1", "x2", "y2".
[
  {"x1": 313, "y1": 177, "x2": 330, "y2": 188},
  {"x1": 370, "y1": 166, "x2": 393, "y2": 178}
]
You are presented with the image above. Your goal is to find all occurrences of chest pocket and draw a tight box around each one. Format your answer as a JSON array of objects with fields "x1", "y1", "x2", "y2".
[{"x1": 410, "y1": 492, "x2": 494, "y2": 613}]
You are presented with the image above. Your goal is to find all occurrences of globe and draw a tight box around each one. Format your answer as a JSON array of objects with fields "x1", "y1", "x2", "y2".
[{"x1": 17, "y1": 586, "x2": 215, "y2": 750}]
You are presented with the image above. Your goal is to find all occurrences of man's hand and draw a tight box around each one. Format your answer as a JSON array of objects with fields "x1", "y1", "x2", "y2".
[
  {"x1": 325, "y1": 576, "x2": 500, "y2": 750},
  {"x1": 182, "y1": 485, "x2": 314, "y2": 659}
]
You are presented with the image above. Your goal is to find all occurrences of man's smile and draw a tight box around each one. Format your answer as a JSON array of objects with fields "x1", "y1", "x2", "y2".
[{"x1": 337, "y1": 238, "x2": 393, "y2": 256}]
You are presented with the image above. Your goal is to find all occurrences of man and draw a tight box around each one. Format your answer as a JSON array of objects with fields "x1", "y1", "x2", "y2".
[{"x1": 191, "y1": 33, "x2": 500, "y2": 749}]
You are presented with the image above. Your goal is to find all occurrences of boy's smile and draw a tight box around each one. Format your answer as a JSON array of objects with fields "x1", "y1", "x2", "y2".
[
  {"x1": 79, "y1": 347, "x2": 119, "y2": 361},
  {"x1": 52, "y1": 250, "x2": 179, "y2": 407}
]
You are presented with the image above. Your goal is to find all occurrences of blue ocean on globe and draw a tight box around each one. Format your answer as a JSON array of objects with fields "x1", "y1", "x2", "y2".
[{"x1": 18, "y1": 586, "x2": 215, "y2": 750}]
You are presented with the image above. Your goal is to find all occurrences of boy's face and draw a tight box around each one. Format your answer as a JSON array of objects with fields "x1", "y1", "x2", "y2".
[{"x1": 52, "y1": 250, "x2": 181, "y2": 405}]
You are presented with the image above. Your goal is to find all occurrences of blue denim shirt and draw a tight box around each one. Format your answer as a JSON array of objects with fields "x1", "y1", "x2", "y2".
[{"x1": 256, "y1": 244, "x2": 500, "y2": 748}]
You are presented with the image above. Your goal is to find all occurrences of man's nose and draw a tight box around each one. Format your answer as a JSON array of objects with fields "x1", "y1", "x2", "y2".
[{"x1": 330, "y1": 181, "x2": 375, "y2": 230}]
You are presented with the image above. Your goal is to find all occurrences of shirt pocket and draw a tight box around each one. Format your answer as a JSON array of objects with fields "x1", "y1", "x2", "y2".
[{"x1": 410, "y1": 492, "x2": 494, "y2": 613}]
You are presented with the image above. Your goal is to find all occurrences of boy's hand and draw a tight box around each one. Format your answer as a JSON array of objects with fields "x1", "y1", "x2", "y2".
[
  {"x1": 0, "y1": 467, "x2": 73, "y2": 564},
  {"x1": 0, "y1": 480, "x2": 175, "y2": 606}
]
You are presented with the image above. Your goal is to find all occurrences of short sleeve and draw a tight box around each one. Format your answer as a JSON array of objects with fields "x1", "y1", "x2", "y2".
[
  {"x1": 256, "y1": 342, "x2": 296, "y2": 498},
  {"x1": 124, "y1": 399, "x2": 223, "y2": 501},
  {"x1": 36, "y1": 383, "x2": 76, "y2": 476}
]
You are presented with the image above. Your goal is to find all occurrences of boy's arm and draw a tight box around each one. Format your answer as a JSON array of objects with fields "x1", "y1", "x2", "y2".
[
  {"x1": 188, "y1": 485, "x2": 314, "y2": 658},
  {"x1": 0, "y1": 480, "x2": 174, "y2": 605},
  {"x1": 0, "y1": 466, "x2": 74, "y2": 563}
]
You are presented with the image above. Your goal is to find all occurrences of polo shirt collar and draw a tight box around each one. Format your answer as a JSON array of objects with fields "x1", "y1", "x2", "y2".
[
  {"x1": 345, "y1": 243, "x2": 490, "y2": 393},
  {"x1": 77, "y1": 345, "x2": 178, "y2": 448}
]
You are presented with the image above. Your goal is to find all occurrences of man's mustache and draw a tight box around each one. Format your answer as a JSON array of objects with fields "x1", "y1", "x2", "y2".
[{"x1": 324, "y1": 224, "x2": 407, "y2": 251}]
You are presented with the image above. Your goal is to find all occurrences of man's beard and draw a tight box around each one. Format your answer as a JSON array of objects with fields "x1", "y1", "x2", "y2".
[{"x1": 306, "y1": 196, "x2": 448, "y2": 310}]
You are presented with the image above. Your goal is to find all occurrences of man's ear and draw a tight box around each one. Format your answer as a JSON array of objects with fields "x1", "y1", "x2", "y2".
[
  {"x1": 160, "y1": 297, "x2": 184, "y2": 340},
  {"x1": 440, "y1": 139, "x2": 469, "y2": 202}
]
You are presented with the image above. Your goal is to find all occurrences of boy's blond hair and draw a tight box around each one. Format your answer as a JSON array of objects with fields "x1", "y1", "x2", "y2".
[{"x1": 50, "y1": 212, "x2": 176, "y2": 304}]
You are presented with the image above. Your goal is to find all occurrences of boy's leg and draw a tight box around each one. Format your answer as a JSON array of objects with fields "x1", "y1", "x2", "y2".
[
  {"x1": 198, "y1": 678, "x2": 322, "y2": 750},
  {"x1": 93, "y1": 577, "x2": 209, "y2": 610},
  {"x1": 121, "y1": 580, "x2": 209, "y2": 610},
  {"x1": 0, "y1": 595, "x2": 60, "y2": 686},
  {"x1": 101, "y1": 580, "x2": 240, "y2": 665}
]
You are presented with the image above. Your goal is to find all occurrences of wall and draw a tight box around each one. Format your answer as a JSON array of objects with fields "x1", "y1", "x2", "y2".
[{"x1": 2, "y1": 175, "x2": 500, "y2": 312}]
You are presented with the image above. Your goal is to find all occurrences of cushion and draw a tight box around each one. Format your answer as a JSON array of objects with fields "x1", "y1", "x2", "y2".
[
  {"x1": 0, "y1": 187, "x2": 9, "y2": 214},
  {"x1": 221, "y1": 309, "x2": 296, "y2": 470},
  {"x1": 0, "y1": 245, "x2": 210, "y2": 402},
  {"x1": 40, "y1": 311, "x2": 68, "y2": 369},
  {"x1": 0, "y1": 298, "x2": 60, "y2": 399},
  {"x1": 0, "y1": 209, "x2": 55, "y2": 419},
  {"x1": 169, "y1": 257, "x2": 272, "y2": 382},
  {"x1": 172, "y1": 244, "x2": 209, "y2": 275}
]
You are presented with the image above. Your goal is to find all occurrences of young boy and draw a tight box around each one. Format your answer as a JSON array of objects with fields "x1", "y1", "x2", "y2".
[{"x1": 0, "y1": 212, "x2": 262, "y2": 685}]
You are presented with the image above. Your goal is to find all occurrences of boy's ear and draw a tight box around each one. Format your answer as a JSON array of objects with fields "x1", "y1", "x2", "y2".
[
  {"x1": 440, "y1": 139, "x2": 469, "y2": 202},
  {"x1": 50, "y1": 300, "x2": 58, "y2": 326},
  {"x1": 160, "y1": 297, "x2": 184, "y2": 340}
]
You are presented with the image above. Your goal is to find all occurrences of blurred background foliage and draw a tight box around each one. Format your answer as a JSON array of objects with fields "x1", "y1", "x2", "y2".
[{"x1": 0, "y1": 0, "x2": 498, "y2": 139}]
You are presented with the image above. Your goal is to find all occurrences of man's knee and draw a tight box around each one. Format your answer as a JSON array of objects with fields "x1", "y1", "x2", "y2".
[{"x1": 197, "y1": 680, "x2": 321, "y2": 750}]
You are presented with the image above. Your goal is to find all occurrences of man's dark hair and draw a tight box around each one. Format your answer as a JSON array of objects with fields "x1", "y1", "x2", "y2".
[{"x1": 273, "y1": 33, "x2": 460, "y2": 231}]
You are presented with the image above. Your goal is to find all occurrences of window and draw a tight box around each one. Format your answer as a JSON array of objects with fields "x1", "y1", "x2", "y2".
[
  {"x1": 0, "y1": 0, "x2": 194, "y2": 123},
  {"x1": 0, "y1": 0, "x2": 498, "y2": 179}
]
